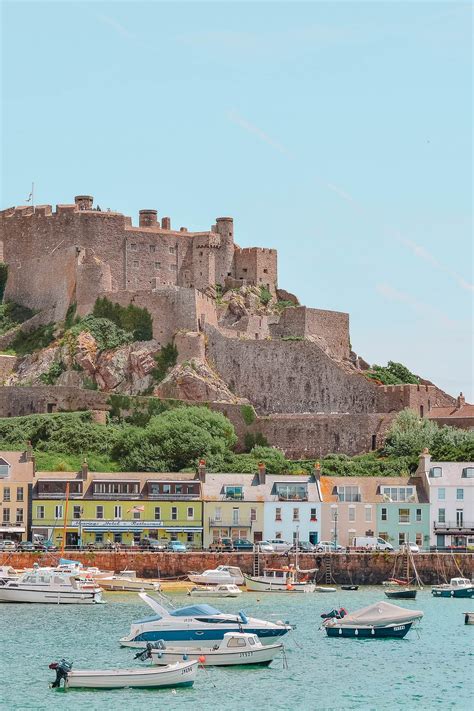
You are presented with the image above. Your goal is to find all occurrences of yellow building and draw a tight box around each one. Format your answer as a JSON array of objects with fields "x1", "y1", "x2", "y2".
[
  {"x1": 201, "y1": 472, "x2": 266, "y2": 548},
  {"x1": 0, "y1": 450, "x2": 35, "y2": 543},
  {"x1": 32, "y1": 467, "x2": 203, "y2": 549}
]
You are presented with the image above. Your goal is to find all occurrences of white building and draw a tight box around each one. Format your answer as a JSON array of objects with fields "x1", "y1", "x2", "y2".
[
  {"x1": 262, "y1": 473, "x2": 322, "y2": 545},
  {"x1": 417, "y1": 451, "x2": 474, "y2": 548}
]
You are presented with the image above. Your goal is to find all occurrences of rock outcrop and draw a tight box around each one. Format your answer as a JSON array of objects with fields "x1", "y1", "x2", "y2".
[{"x1": 154, "y1": 358, "x2": 247, "y2": 404}]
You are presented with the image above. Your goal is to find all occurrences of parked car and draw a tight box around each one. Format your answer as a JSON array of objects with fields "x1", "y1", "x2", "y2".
[
  {"x1": 290, "y1": 541, "x2": 315, "y2": 553},
  {"x1": 315, "y1": 541, "x2": 345, "y2": 553},
  {"x1": 36, "y1": 540, "x2": 58, "y2": 552},
  {"x1": 407, "y1": 542, "x2": 420, "y2": 553},
  {"x1": 351, "y1": 536, "x2": 393, "y2": 552},
  {"x1": 257, "y1": 541, "x2": 274, "y2": 553},
  {"x1": 0, "y1": 540, "x2": 17, "y2": 551},
  {"x1": 166, "y1": 540, "x2": 187, "y2": 553},
  {"x1": 17, "y1": 541, "x2": 36, "y2": 552},
  {"x1": 267, "y1": 539, "x2": 292, "y2": 553},
  {"x1": 142, "y1": 538, "x2": 168, "y2": 551},
  {"x1": 209, "y1": 537, "x2": 234, "y2": 552},
  {"x1": 232, "y1": 539, "x2": 254, "y2": 551}
]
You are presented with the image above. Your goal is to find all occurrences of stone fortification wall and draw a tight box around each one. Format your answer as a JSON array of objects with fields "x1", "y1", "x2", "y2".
[
  {"x1": 0, "y1": 355, "x2": 17, "y2": 381},
  {"x1": 376, "y1": 383, "x2": 455, "y2": 415},
  {"x1": 234, "y1": 247, "x2": 278, "y2": 293},
  {"x1": 0, "y1": 308, "x2": 57, "y2": 351},
  {"x1": 270, "y1": 306, "x2": 350, "y2": 361},
  {"x1": 0, "y1": 386, "x2": 109, "y2": 418},
  {"x1": 205, "y1": 326, "x2": 378, "y2": 415},
  {"x1": 4, "y1": 551, "x2": 472, "y2": 584}
]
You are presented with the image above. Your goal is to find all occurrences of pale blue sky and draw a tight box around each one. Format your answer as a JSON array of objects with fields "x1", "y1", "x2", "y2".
[{"x1": 2, "y1": 1, "x2": 472, "y2": 399}]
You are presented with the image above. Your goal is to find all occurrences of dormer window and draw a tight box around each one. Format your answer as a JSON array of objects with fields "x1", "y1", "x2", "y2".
[
  {"x1": 429, "y1": 467, "x2": 443, "y2": 478},
  {"x1": 337, "y1": 486, "x2": 361, "y2": 502},
  {"x1": 381, "y1": 487, "x2": 415, "y2": 502},
  {"x1": 462, "y1": 468, "x2": 474, "y2": 478},
  {"x1": 275, "y1": 484, "x2": 308, "y2": 501},
  {"x1": 0, "y1": 458, "x2": 10, "y2": 478},
  {"x1": 224, "y1": 486, "x2": 243, "y2": 500}
]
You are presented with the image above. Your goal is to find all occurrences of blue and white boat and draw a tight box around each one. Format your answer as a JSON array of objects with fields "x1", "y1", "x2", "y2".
[
  {"x1": 321, "y1": 601, "x2": 423, "y2": 639},
  {"x1": 119, "y1": 592, "x2": 293, "y2": 648}
]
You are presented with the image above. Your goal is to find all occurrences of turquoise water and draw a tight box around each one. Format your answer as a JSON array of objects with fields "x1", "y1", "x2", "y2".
[{"x1": 0, "y1": 588, "x2": 473, "y2": 710}]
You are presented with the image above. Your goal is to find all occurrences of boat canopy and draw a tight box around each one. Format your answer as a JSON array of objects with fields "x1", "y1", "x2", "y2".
[
  {"x1": 170, "y1": 604, "x2": 222, "y2": 617},
  {"x1": 334, "y1": 601, "x2": 423, "y2": 628},
  {"x1": 58, "y1": 558, "x2": 82, "y2": 568}
]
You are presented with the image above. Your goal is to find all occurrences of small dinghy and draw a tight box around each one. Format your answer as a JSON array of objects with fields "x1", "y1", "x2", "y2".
[
  {"x1": 49, "y1": 658, "x2": 197, "y2": 689},
  {"x1": 314, "y1": 586, "x2": 336, "y2": 593},
  {"x1": 188, "y1": 584, "x2": 242, "y2": 597},
  {"x1": 464, "y1": 612, "x2": 474, "y2": 625},
  {"x1": 136, "y1": 632, "x2": 283, "y2": 667},
  {"x1": 341, "y1": 585, "x2": 358, "y2": 591},
  {"x1": 321, "y1": 601, "x2": 423, "y2": 639}
]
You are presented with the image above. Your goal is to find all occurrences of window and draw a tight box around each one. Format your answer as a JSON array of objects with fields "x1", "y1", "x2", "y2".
[
  {"x1": 381, "y1": 487, "x2": 414, "y2": 502},
  {"x1": 337, "y1": 486, "x2": 360, "y2": 502},
  {"x1": 214, "y1": 507, "x2": 222, "y2": 522},
  {"x1": 130, "y1": 243, "x2": 137, "y2": 251},
  {"x1": 114, "y1": 505, "x2": 122, "y2": 519},
  {"x1": 365, "y1": 507, "x2": 372, "y2": 523},
  {"x1": 224, "y1": 486, "x2": 243, "y2": 500},
  {"x1": 310, "y1": 507, "x2": 317, "y2": 521},
  {"x1": 171, "y1": 507, "x2": 178, "y2": 521},
  {"x1": 187, "y1": 507, "x2": 194, "y2": 520},
  {"x1": 96, "y1": 506, "x2": 104, "y2": 520},
  {"x1": 175, "y1": 485, "x2": 182, "y2": 494},
  {"x1": 149, "y1": 245, "x2": 156, "y2": 253},
  {"x1": 170, "y1": 264, "x2": 177, "y2": 271},
  {"x1": 154, "y1": 507, "x2": 161, "y2": 520},
  {"x1": 16, "y1": 508, "x2": 23, "y2": 523},
  {"x1": 456, "y1": 488, "x2": 464, "y2": 500},
  {"x1": 95, "y1": 533, "x2": 103, "y2": 544},
  {"x1": 93, "y1": 482, "x2": 139, "y2": 496},
  {"x1": 55, "y1": 505, "x2": 63, "y2": 519},
  {"x1": 169, "y1": 246, "x2": 175, "y2": 254},
  {"x1": 0, "y1": 459, "x2": 10, "y2": 477},
  {"x1": 275, "y1": 484, "x2": 308, "y2": 501},
  {"x1": 293, "y1": 508, "x2": 299, "y2": 521},
  {"x1": 438, "y1": 508, "x2": 446, "y2": 523},
  {"x1": 429, "y1": 467, "x2": 443, "y2": 478},
  {"x1": 379, "y1": 532, "x2": 388, "y2": 541},
  {"x1": 133, "y1": 509, "x2": 141, "y2": 520},
  {"x1": 2, "y1": 508, "x2": 10, "y2": 522},
  {"x1": 73, "y1": 506, "x2": 82, "y2": 519},
  {"x1": 398, "y1": 508, "x2": 410, "y2": 523},
  {"x1": 275, "y1": 532, "x2": 282, "y2": 539},
  {"x1": 275, "y1": 507, "x2": 282, "y2": 521},
  {"x1": 263, "y1": 268, "x2": 268, "y2": 273},
  {"x1": 250, "y1": 508, "x2": 257, "y2": 522},
  {"x1": 3, "y1": 487, "x2": 10, "y2": 502},
  {"x1": 154, "y1": 261, "x2": 161, "y2": 269},
  {"x1": 133, "y1": 260, "x2": 139, "y2": 268},
  {"x1": 187, "y1": 532, "x2": 194, "y2": 544},
  {"x1": 438, "y1": 488, "x2": 445, "y2": 501},
  {"x1": 462, "y1": 467, "x2": 474, "y2": 478},
  {"x1": 415, "y1": 533, "x2": 423, "y2": 546},
  {"x1": 36, "y1": 505, "x2": 45, "y2": 519},
  {"x1": 416, "y1": 508, "x2": 422, "y2": 522},
  {"x1": 348, "y1": 507, "x2": 356, "y2": 522},
  {"x1": 162, "y1": 484, "x2": 171, "y2": 494},
  {"x1": 16, "y1": 487, "x2": 24, "y2": 502},
  {"x1": 381, "y1": 507, "x2": 387, "y2": 522},
  {"x1": 398, "y1": 532, "x2": 408, "y2": 546}
]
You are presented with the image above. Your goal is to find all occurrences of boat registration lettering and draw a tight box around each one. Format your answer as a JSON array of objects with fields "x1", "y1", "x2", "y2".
[
  {"x1": 239, "y1": 652, "x2": 253, "y2": 658},
  {"x1": 181, "y1": 666, "x2": 193, "y2": 674},
  {"x1": 393, "y1": 625, "x2": 405, "y2": 631}
]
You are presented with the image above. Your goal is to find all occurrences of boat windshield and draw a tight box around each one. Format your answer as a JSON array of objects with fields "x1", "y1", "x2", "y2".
[
  {"x1": 135, "y1": 614, "x2": 163, "y2": 624},
  {"x1": 170, "y1": 604, "x2": 222, "y2": 617}
]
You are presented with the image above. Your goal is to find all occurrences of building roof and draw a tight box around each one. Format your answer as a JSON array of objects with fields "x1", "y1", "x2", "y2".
[
  {"x1": 201, "y1": 473, "x2": 267, "y2": 502},
  {"x1": 320, "y1": 476, "x2": 428, "y2": 504},
  {"x1": 428, "y1": 403, "x2": 474, "y2": 419},
  {"x1": 419, "y1": 460, "x2": 474, "y2": 486}
]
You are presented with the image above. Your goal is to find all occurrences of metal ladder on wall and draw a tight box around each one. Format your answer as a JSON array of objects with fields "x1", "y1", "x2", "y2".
[
  {"x1": 324, "y1": 554, "x2": 332, "y2": 584},
  {"x1": 252, "y1": 547, "x2": 260, "y2": 576}
]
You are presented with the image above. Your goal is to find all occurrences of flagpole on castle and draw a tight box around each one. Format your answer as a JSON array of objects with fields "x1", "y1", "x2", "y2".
[{"x1": 31, "y1": 182, "x2": 35, "y2": 212}]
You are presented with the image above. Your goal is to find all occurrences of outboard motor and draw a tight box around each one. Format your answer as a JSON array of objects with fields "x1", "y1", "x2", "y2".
[
  {"x1": 49, "y1": 659, "x2": 73, "y2": 688},
  {"x1": 134, "y1": 640, "x2": 166, "y2": 661}
]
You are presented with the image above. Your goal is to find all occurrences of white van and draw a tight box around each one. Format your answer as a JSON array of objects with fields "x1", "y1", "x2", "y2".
[{"x1": 352, "y1": 536, "x2": 394, "y2": 551}]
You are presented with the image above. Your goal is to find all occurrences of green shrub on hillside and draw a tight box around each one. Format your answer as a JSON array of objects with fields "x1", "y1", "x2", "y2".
[
  {"x1": 10, "y1": 322, "x2": 56, "y2": 356},
  {"x1": 240, "y1": 404, "x2": 256, "y2": 426},
  {"x1": 365, "y1": 361, "x2": 419, "y2": 385},
  {"x1": 39, "y1": 361, "x2": 65, "y2": 385},
  {"x1": 68, "y1": 316, "x2": 133, "y2": 352},
  {"x1": 152, "y1": 342, "x2": 178, "y2": 383},
  {"x1": 0, "y1": 302, "x2": 35, "y2": 337},
  {"x1": 93, "y1": 297, "x2": 153, "y2": 341},
  {"x1": 259, "y1": 285, "x2": 272, "y2": 306}
]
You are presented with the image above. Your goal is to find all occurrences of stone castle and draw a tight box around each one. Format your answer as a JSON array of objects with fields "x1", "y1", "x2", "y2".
[{"x1": 0, "y1": 194, "x2": 466, "y2": 457}]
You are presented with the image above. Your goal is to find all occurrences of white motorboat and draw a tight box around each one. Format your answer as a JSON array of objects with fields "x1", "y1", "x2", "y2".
[
  {"x1": 139, "y1": 632, "x2": 283, "y2": 666},
  {"x1": 188, "y1": 565, "x2": 244, "y2": 586},
  {"x1": 188, "y1": 584, "x2": 242, "y2": 597},
  {"x1": 119, "y1": 592, "x2": 293, "y2": 648},
  {"x1": 0, "y1": 565, "x2": 20, "y2": 583},
  {"x1": 314, "y1": 586, "x2": 337, "y2": 593},
  {"x1": 321, "y1": 601, "x2": 423, "y2": 639},
  {"x1": 49, "y1": 657, "x2": 197, "y2": 689},
  {"x1": 432, "y1": 578, "x2": 474, "y2": 599},
  {"x1": 0, "y1": 566, "x2": 103, "y2": 604},
  {"x1": 101, "y1": 570, "x2": 161, "y2": 592},
  {"x1": 244, "y1": 567, "x2": 316, "y2": 593},
  {"x1": 55, "y1": 559, "x2": 114, "y2": 581},
  {"x1": 464, "y1": 612, "x2": 474, "y2": 625}
]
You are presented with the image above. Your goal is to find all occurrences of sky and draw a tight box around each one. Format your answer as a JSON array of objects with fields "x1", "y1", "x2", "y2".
[{"x1": 1, "y1": 1, "x2": 472, "y2": 400}]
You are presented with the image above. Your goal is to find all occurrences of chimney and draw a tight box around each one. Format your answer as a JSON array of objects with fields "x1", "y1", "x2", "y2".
[
  {"x1": 257, "y1": 462, "x2": 266, "y2": 485},
  {"x1": 197, "y1": 459, "x2": 206, "y2": 483},
  {"x1": 457, "y1": 392, "x2": 465, "y2": 409},
  {"x1": 161, "y1": 217, "x2": 171, "y2": 230},
  {"x1": 139, "y1": 209, "x2": 158, "y2": 228},
  {"x1": 416, "y1": 448, "x2": 431, "y2": 476},
  {"x1": 25, "y1": 441, "x2": 34, "y2": 462},
  {"x1": 179, "y1": 227, "x2": 188, "y2": 232},
  {"x1": 81, "y1": 459, "x2": 89, "y2": 480},
  {"x1": 313, "y1": 461, "x2": 321, "y2": 481},
  {"x1": 75, "y1": 195, "x2": 93, "y2": 211}
]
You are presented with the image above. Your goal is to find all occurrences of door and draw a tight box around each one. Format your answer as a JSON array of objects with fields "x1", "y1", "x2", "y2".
[
  {"x1": 456, "y1": 509, "x2": 464, "y2": 527},
  {"x1": 253, "y1": 531, "x2": 263, "y2": 543},
  {"x1": 436, "y1": 534, "x2": 445, "y2": 549},
  {"x1": 232, "y1": 507, "x2": 239, "y2": 525},
  {"x1": 65, "y1": 532, "x2": 78, "y2": 548},
  {"x1": 309, "y1": 531, "x2": 319, "y2": 545}
]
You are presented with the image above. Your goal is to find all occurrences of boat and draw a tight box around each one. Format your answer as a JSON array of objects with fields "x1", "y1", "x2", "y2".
[
  {"x1": 100, "y1": 570, "x2": 161, "y2": 592},
  {"x1": 119, "y1": 592, "x2": 293, "y2": 648},
  {"x1": 314, "y1": 586, "x2": 337, "y2": 593},
  {"x1": 55, "y1": 559, "x2": 114, "y2": 581},
  {"x1": 464, "y1": 612, "x2": 474, "y2": 625},
  {"x1": 341, "y1": 585, "x2": 358, "y2": 591},
  {"x1": 385, "y1": 588, "x2": 417, "y2": 600},
  {"x1": 188, "y1": 584, "x2": 242, "y2": 597},
  {"x1": 432, "y1": 578, "x2": 474, "y2": 598},
  {"x1": 384, "y1": 545, "x2": 423, "y2": 600},
  {"x1": 321, "y1": 601, "x2": 423, "y2": 639},
  {"x1": 137, "y1": 631, "x2": 283, "y2": 666},
  {"x1": 49, "y1": 657, "x2": 197, "y2": 689},
  {"x1": 244, "y1": 566, "x2": 316, "y2": 593},
  {"x1": 187, "y1": 566, "x2": 244, "y2": 586},
  {"x1": 0, "y1": 565, "x2": 20, "y2": 583},
  {"x1": 0, "y1": 566, "x2": 103, "y2": 604}
]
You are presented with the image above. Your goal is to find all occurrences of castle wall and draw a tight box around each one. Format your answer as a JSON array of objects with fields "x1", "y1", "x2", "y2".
[
  {"x1": 376, "y1": 384, "x2": 455, "y2": 415},
  {"x1": 234, "y1": 247, "x2": 278, "y2": 293},
  {"x1": 270, "y1": 307, "x2": 350, "y2": 361},
  {"x1": 205, "y1": 326, "x2": 379, "y2": 415}
]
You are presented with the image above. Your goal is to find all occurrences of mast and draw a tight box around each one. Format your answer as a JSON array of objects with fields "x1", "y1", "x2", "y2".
[{"x1": 60, "y1": 482, "x2": 70, "y2": 557}]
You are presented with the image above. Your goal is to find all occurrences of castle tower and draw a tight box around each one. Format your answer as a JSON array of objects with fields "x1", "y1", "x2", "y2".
[
  {"x1": 74, "y1": 195, "x2": 93, "y2": 211},
  {"x1": 139, "y1": 209, "x2": 158, "y2": 228},
  {"x1": 214, "y1": 216, "x2": 235, "y2": 285}
]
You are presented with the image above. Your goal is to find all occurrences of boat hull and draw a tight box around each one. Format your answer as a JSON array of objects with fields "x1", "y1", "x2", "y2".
[
  {"x1": 464, "y1": 612, "x2": 474, "y2": 625},
  {"x1": 243, "y1": 574, "x2": 315, "y2": 593},
  {"x1": 151, "y1": 643, "x2": 283, "y2": 666},
  {"x1": 188, "y1": 587, "x2": 241, "y2": 598},
  {"x1": 64, "y1": 661, "x2": 197, "y2": 689},
  {"x1": 325, "y1": 622, "x2": 413, "y2": 639},
  {"x1": 188, "y1": 575, "x2": 241, "y2": 586},
  {"x1": 384, "y1": 589, "x2": 417, "y2": 600},
  {"x1": 121, "y1": 625, "x2": 289, "y2": 648},
  {"x1": 432, "y1": 587, "x2": 474, "y2": 598},
  {"x1": 0, "y1": 588, "x2": 101, "y2": 604},
  {"x1": 101, "y1": 579, "x2": 160, "y2": 592}
]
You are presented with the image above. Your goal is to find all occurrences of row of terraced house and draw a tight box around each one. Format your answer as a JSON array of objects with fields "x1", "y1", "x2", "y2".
[{"x1": 0, "y1": 450, "x2": 472, "y2": 551}]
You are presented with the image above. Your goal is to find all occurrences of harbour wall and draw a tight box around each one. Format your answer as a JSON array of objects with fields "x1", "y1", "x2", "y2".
[{"x1": 3, "y1": 552, "x2": 473, "y2": 585}]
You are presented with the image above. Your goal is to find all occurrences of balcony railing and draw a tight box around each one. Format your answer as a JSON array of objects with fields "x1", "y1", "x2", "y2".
[
  {"x1": 209, "y1": 518, "x2": 252, "y2": 528},
  {"x1": 434, "y1": 521, "x2": 474, "y2": 533}
]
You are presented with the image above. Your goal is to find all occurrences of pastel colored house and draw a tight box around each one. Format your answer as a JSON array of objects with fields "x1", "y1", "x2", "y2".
[
  {"x1": 320, "y1": 476, "x2": 378, "y2": 547},
  {"x1": 416, "y1": 451, "x2": 474, "y2": 548},
  {"x1": 262, "y1": 473, "x2": 322, "y2": 545},
  {"x1": 32, "y1": 467, "x2": 203, "y2": 548},
  {"x1": 0, "y1": 450, "x2": 35, "y2": 543},
  {"x1": 375, "y1": 478, "x2": 430, "y2": 550}
]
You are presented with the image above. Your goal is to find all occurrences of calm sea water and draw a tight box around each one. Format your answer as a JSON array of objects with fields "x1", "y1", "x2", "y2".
[{"x1": 0, "y1": 588, "x2": 473, "y2": 711}]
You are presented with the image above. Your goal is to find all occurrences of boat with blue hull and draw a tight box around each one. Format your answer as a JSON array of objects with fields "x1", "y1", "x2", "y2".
[
  {"x1": 321, "y1": 601, "x2": 423, "y2": 640},
  {"x1": 120, "y1": 592, "x2": 293, "y2": 648},
  {"x1": 432, "y1": 578, "x2": 474, "y2": 599}
]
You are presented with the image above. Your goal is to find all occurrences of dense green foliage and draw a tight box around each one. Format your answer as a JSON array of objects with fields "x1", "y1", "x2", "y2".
[
  {"x1": 68, "y1": 315, "x2": 133, "y2": 352},
  {"x1": 0, "y1": 302, "x2": 35, "y2": 337},
  {"x1": 243, "y1": 432, "x2": 269, "y2": 451},
  {"x1": 93, "y1": 297, "x2": 153, "y2": 341},
  {"x1": 10, "y1": 322, "x2": 56, "y2": 356},
  {"x1": 39, "y1": 361, "x2": 65, "y2": 385},
  {"x1": 274, "y1": 300, "x2": 296, "y2": 312},
  {"x1": 152, "y1": 342, "x2": 178, "y2": 383},
  {"x1": 0, "y1": 264, "x2": 8, "y2": 302},
  {"x1": 366, "y1": 361, "x2": 419, "y2": 385},
  {"x1": 107, "y1": 394, "x2": 176, "y2": 426},
  {"x1": 240, "y1": 404, "x2": 256, "y2": 426},
  {"x1": 259, "y1": 285, "x2": 272, "y2": 306}
]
